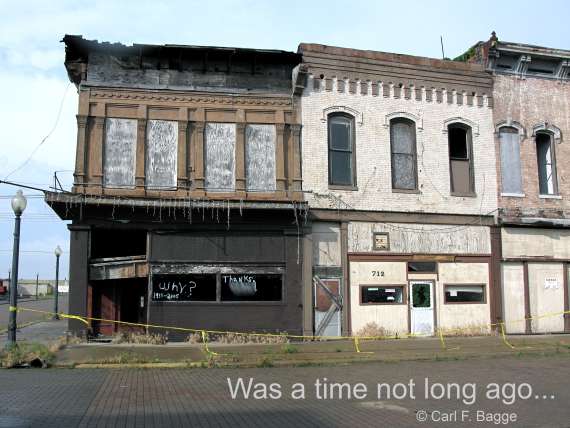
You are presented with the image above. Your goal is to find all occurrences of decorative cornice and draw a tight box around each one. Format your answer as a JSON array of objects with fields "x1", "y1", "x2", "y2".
[{"x1": 90, "y1": 90, "x2": 292, "y2": 107}]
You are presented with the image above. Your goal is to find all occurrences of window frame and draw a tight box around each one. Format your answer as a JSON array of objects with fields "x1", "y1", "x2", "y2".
[
  {"x1": 498, "y1": 126, "x2": 524, "y2": 196},
  {"x1": 359, "y1": 284, "x2": 407, "y2": 305},
  {"x1": 535, "y1": 131, "x2": 559, "y2": 196},
  {"x1": 407, "y1": 261, "x2": 438, "y2": 274},
  {"x1": 443, "y1": 284, "x2": 486, "y2": 305},
  {"x1": 390, "y1": 117, "x2": 419, "y2": 192},
  {"x1": 447, "y1": 123, "x2": 476, "y2": 197},
  {"x1": 327, "y1": 112, "x2": 357, "y2": 189}
]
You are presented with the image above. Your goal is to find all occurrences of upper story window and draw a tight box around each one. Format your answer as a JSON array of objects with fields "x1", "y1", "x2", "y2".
[
  {"x1": 146, "y1": 120, "x2": 178, "y2": 190},
  {"x1": 328, "y1": 113, "x2": 355, "y2": 187},
  {"x1": 245, "y1": 124, "x2": 276, "y2": 192},
  {"x1": 499, "y1": 126, "x2": 523, "y2": 195},
  {"x1": 205, "y1": 123, "x2": 236, "y2": 192},
  {"x1": 390, "y1": 118, "x2": 418, "y2": 191},
  {"x1": 448, "y1": 123, "x2": 475, "y2": 196},
  {"x1": 536, "y1": 132, "x2": 558, "y2": 195},
  {"x1": 103, "y1": 118, "x2": 137, "y2": 189}
]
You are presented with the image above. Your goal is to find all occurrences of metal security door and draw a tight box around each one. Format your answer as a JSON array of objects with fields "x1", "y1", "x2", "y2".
[
  {"x1": 409, "y1": 281, "x2": 434, "y2": 335},
  {"x1": 313, "y1": 276, "x2": 342, "y2": 337}
]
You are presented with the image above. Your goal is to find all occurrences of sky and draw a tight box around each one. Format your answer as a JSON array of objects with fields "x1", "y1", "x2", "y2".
[{"x1": 1, "y1": 0, "x2": 570, "y2": 280}]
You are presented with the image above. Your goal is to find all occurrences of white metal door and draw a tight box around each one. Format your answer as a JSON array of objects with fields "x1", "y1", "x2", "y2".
[{"x1": 410, "y1": 281, "x2": 434, "y2": 335}]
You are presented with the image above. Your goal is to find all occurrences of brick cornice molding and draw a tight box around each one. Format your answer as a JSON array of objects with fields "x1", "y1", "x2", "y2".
[
  {"x1": 531, "y1": 121, "x2": 562, "y2": 143},
  {"x1": 90, "y1": 89, "x2": 292, "y2": 107},
  {"x1": 383, "y1": 111, "x2": 423, "y2": 131},
  {"x1": 321, "y1": 105, "x2": 363, "y2": 126}
]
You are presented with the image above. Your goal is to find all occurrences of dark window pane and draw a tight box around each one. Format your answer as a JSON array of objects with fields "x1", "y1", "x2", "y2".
[
  {"x1": 445, "y1": 285, "x2": 485, "y2": 303},
  {"x1": 330, "y1": 151, "x2": 353, "y2": 186},
  {"x1": 392, "y1": 154, "x2": 416, "y2": 189},
  {"x1": 536, "y1": 133, "x2": 556, "y2": 195},
  {"x1": 330, "y1": 119, "x2": 351, "y2": 151},
  {"x1": 449, "y1": 127, "x2": 468, "y2": 159},
  {"x1": 391, "y1": 121, "x2": 414, "y2": 154},
  {"x1": 408, "y1": 262, "x2": 436, "y2": 273},
  {"x1": 361, "y1": 286, "x2": 403, "y2": 304},
  {"x1": 412, "y1": 284, "x2": 431, "y2": 308},
  {"x1": 221, "y1": 274, "x2": 282, "y2": 301},
  {"x1": 152, "y1": 274, "x2": 216, "y2": 301}
]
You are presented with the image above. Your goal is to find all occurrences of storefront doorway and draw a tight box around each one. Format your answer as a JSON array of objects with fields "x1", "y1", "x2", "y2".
[{"x1": 409, "y1": 281, "x2": 435, "y2": 335}]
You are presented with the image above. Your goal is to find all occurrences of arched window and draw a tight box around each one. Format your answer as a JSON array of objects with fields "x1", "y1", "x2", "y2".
[
  {"x1": 447, "y1": 123, "x2": 475, "y2": 195},
  {"x1": 498, "y1": 126, "x2": 523, "y2": 195},
  {"x1": 390, "y1": 118, "x2": 418, "y2": 191},
  {"x1": 536, "y1": 132, "x2": 558, "y2": 195},
  {"x1": 328, "y1": 113, "x2": 355, "y2": 187}
]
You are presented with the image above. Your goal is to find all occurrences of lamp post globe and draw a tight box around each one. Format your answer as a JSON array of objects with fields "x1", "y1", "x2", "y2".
[
  {"x1": 53, "y1": 245, "x2": 62, "y2": 320},
  {"x1": 8, "y1": 190, "x2": 26, "y2": 345},
  {"x1": 11, "y1": 189, "x2": 27, "y2": 215}
]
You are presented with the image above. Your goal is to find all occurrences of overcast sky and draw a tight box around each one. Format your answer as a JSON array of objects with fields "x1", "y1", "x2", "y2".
[{"x1": 1, "y1": 0, "x2": 569, "y2": 280}]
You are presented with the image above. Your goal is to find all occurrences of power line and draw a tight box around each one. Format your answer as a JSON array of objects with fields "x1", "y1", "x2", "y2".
[{"x1": 3, "y1": 81, "x2": 72, "y2": 180}]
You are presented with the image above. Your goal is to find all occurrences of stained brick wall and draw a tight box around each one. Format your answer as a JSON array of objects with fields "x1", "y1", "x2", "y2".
[
  {"x1": 494, "y1": 74, "x2": 570, "y2": 214},
  {"x1": 301, "y1": 76, "x2": 498, "y2": 216}
]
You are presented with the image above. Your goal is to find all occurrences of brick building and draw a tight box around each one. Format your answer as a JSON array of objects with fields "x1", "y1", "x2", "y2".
[
  {"x1": 47, "y1": 36, "x2": 309, "y2": 339},
  {"x1": 466, "y1": 33, "x2": 570, "y2": 333},
  {"x1": 298, "y1": 44, "x2": 499, "y2": 337}
]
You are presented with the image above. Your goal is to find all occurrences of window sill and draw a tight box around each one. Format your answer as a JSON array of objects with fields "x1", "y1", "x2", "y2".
[
  {"x1": 450, "y1": 192, "x2": 477, "y2": 198},
  {"x1": 539, "y1": 194, "x2": 562, "y2": 199},
  {"x1": 392, "y1": 188, "x2": 421, "y2": 194},
  {"x1": 501, "y1": 193, "x2": 526, "y2": 198},
  {"x1": 329, "y1": 185, "x2": 358, "y2": 191}
]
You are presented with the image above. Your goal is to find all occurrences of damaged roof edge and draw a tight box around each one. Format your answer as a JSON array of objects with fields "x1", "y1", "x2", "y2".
[{"x1": 297, "y1": 43, "x2": 488, "y2": 73}]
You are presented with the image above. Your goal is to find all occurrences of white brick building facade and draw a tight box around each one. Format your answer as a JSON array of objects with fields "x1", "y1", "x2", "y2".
[{"x1": 301, "y1": 75, "x2": 498, "y2": 216}]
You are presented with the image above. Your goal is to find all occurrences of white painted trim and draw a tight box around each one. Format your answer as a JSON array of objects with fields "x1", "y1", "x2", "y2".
[
  {"x1": 501, "y1": 193, "x2": 526, "y2": 198},
  {"x1": 539, "y1": 194, "x2": 562, "y2": 199}
]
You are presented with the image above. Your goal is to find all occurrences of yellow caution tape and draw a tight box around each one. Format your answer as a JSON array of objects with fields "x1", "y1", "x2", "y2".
[{"x1": 10, "y1": 306, "x2": 570, "y2": 353}]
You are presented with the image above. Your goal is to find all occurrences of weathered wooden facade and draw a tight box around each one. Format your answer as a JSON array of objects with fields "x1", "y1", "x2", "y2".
[{"x1": 48, "y1": 36, "x2": 309, "y2": 338}]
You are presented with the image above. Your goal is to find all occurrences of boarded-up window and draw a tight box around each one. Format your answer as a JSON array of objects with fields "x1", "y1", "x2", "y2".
[
  {"x1": 328, "y1": 113, "x2": 355, "y2": 186},
  {"x1": 146, "y1": 120, "x2": 178, "y2": 189},
  {"x1": 499, "y1": 127, "x2": 523, "y2": 194},
  {"x1": 245, "y1": 124, "x2": 276, "y2": 191},
  {"x1": 205, "y1": 123, "x2": 236, "y2": 191},
  {"x1": 390, "y1": 118, "x2": 417, "y2": 190},
  {"x1": 448, "y1": 124, "x2": 474, "y2": 195},
  {"x1": 536, "y1": 133, "x2": 558, "y2": 195},
  {"x1": 103, "y1": 118, "x2": 137, "y2": 188}
]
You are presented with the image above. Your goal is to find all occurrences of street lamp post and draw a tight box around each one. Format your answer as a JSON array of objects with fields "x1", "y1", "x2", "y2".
[
  {"x1": 8, "y1": 190, "x2": 27, "y2": 345},
  {"x1": 53, "y1": 245, "x2": 62, "y2": 320}
]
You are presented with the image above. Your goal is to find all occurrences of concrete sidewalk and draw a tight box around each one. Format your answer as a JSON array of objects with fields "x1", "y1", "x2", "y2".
[{"x1": 55, "y1": 334, "x2": 570, "y2": 368}]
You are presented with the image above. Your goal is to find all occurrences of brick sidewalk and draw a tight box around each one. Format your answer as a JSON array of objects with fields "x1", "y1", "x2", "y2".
[{"x1": 0, "y1": 356, "x2": 569, "y2": 427}]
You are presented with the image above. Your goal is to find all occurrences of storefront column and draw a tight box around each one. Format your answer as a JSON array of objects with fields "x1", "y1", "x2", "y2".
[
  {"x1": 523, "y1": 261, "x2": 531, "y2": 334},
  {"x1": 564, "y1": 262, "x2": 570, "y2": 333},
  {"x1": 68, "y1": 225, "x2": 90, "y2": 336}
]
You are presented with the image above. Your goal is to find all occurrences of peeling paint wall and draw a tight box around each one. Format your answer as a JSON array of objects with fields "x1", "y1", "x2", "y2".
[
  {"x1": 493, "y1": 74, "x2": 570, "y2": 209},
  {"x1": 205, "y1": 123, "x2": 236, "y2": 192},
  {"x1": 103, "y1": 118, "x2": 137, "y2": 188},
  {"x1": 501, "y1": 262, "x2": 526, "y2": 333},
  {"x1": 501, "y1": 227, "x2": 570, "y2": 258},
  {"x1": 246, "y1": 124, "x2": 276, "y2": 191},
  {"x1": 528, "y1": 263, "x2": 565, "y2": 333},
  {"x1": 146, "y1": 120, "x2": 178, "y2": 189},
  {"x1": 349, "y1": 222, "x2": 491, "y2": 254}
]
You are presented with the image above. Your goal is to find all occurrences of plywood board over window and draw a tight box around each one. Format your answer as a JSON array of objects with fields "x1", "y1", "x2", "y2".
[
  {"x1": 205, "y1": 123, "x2": 236, "y2": 192},
  {"x1": 104, "y1": 118, "x2": 137, "y2": 188},
  {"x1": 146, "y1": 120, "x2": 178, "y2": 190},
  {"x1": 246, "y1": 124, "x2": 276, "y2": 191}
]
